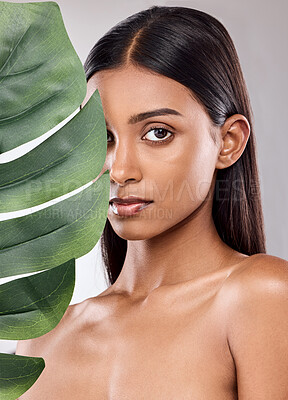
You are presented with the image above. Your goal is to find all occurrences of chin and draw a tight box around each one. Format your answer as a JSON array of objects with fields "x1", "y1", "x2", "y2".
[
  {"x1": 110, "y1": 226, "x2": 157, "y2": 241},
  {"x1": 108, "y1": 217, "x2": 169, "y2": 241}
]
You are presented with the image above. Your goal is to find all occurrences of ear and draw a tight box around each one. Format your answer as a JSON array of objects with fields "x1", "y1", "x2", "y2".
[{"x1": 215, "y1": 114, "x2": 250, "y2": 169}]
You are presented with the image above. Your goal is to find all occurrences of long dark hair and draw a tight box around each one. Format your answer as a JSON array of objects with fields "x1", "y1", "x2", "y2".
[{"x1": 84, "y1": 6, "x2": 266, "y2": 285}]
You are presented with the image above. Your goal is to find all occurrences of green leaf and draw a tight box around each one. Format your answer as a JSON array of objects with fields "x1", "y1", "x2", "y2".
[
  {"x1": 0, "y1": 1, "x2": 86, "y2": 153},
  {"x1": 0, "y1": 1, "x2": 110, "y2": 397},
  {"x1": 0, "y1": 353, "x2": 45, "y2": 399},
  {"x1": 0, "y1": 90, "x2": 107, "y2": 212},
  {"x1": 0, "y1": 259, "x2": 75, "y2": 340},
  {"x1": 0, "y1": 170, "x2": 109, "y2": 279}
]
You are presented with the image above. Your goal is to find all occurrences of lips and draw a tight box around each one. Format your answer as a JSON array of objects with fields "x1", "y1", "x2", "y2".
[
  {"x1": 109, "y1": 196, "x2": 152, "y2": 205},
  {"x1": 111, "y1": 202, "x2": 151, "y2": 216},
  {"x1": 109, "y1": 196, "x2": 153, "y2": 216}
]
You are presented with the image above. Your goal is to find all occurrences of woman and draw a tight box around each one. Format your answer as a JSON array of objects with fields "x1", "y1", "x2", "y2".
[{"x1": 17, "y1": 6, "x2": 288, "y2": 399}]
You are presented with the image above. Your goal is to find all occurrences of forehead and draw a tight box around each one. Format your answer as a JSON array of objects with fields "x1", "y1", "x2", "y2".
[{"x1": 86, "y1": 64, "x2": 210, "y2": 123}]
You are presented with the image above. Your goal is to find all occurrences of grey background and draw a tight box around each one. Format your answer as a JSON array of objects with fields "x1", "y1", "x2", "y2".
[{"x1": 0, "y1": 0, "x2": 287, "y2": 354}]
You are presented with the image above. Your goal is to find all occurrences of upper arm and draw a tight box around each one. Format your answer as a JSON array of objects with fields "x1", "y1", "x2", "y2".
[{"x1": 226, "y1": 255, "x2": 288, "y2": 400}]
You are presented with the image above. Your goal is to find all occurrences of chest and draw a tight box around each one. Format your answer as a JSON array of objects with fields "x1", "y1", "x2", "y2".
[{"x1": 41, "y1": 296, "x2": 237, "y2": 399}]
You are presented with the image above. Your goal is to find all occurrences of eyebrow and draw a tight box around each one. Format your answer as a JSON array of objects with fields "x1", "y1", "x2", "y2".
[{"x1": 105, "y1": 108, "x2": 183, "y2": 127}]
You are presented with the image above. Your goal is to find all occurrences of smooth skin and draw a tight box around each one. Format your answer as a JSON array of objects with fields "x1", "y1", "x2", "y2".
[{"x1": 16, "y1": 64, "x2": 288, "y2": 399}]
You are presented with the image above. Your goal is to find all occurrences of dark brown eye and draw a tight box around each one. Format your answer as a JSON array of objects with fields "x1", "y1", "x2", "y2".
[
  {"x1": 144, "y1": 127, "x2": 173, "y2": 142},
  {"x1": 106, "y1": 127, "x2": 174, "y2": 146}
]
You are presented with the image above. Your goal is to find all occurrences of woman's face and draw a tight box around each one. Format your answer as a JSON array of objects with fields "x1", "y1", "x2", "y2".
[{"x1": 84, "y1": 64, "x2": 221, "y2": 240}]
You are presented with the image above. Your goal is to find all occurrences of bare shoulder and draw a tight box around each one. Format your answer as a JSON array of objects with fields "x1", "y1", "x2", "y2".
[
  {"x1": 214, "y1": 253, "x2": 288, "y2": 335},
  {"x1": 220, "y1": 253, "x2": 288, "y2": 316},
  {"x1": 221, "y1": 253, "x2": 288, "y2": 397},
  {"x1": 15, "y1": 290, "x2": 112, "y2": 358},
  {"x1": 15, "y1": 297, "x2": 107, "y2": 399},
  {"x1": 16, "y1": 300, "x2": 88, "y2": 357},
  {"x1": 224, "y1": 253, "x2": 288, "y2": 296}
]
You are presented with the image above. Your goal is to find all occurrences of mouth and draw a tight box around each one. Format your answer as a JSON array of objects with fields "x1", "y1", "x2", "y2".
[
  {"x1": 109, "y1": 196, "x2": 152, "y2": 204},
  {"x1": 109, "y1": 199, "x2": 153, "y2": 217}
]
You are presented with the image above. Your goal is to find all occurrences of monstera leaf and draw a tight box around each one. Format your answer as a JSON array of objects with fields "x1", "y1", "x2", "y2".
[
  {"x1": 0, "y1": 0, "x2": 86, "y2": 153},
  {"x1": 0, "y1": 2, "x2": 109, "y2": 399}
]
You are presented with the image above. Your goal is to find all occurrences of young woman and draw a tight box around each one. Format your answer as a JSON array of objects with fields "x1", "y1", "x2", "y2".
[{"x1": 17, "y1": 6, "x2": 288, "y2": 399}]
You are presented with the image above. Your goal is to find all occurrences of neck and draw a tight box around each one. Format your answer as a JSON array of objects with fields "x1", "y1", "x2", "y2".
[{"x1": 110, "y1": 201, "x2": 245, "y2": 300}]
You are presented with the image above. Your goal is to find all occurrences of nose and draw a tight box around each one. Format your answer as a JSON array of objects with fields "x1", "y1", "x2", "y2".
[{"x1": 108, "y1": 139, "x2": 142, "y2": 185}]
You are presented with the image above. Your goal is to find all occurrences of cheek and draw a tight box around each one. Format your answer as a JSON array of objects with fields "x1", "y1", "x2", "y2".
[{"x1": 155, "y1": 139, "x2": 217, "y2": 208}]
